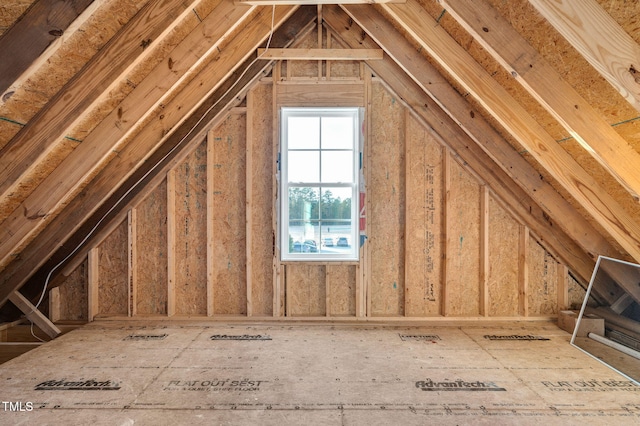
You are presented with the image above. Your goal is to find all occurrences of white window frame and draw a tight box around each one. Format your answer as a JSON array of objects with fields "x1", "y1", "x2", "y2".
[{"x1": 280, "y1": 107, "x2": 361, "y2": 261}]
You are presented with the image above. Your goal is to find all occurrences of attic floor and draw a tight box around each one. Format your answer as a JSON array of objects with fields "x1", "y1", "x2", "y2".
[{"x1": 0, "y1": 320, "x2": 638, "y2": 425}]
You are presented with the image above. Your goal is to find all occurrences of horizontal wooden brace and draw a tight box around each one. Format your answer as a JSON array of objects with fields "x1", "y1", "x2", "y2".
[
  {"x1": 240, "y1": 0, "x2": 404, "y2": 5},
  {"x1": 258, "y1": 48, "x2": 383, "y2": 60}
]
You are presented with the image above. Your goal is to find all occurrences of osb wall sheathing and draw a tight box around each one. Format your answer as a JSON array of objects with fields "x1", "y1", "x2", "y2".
[
  {"x1": 173, "y1": 141, "x2": 208, "y2": 316},
  {"x1": 211, "y1": 112, "x2": 247, "y2": 316},
  {"x1": 135, "y1": 179, "x2": 168, "y2": 316},
  {"x1": 53, "y1": 34, "x2": 581, "y2": 322}
]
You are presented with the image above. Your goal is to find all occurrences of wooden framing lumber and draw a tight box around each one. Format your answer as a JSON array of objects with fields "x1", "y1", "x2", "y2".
[
  {"x1": 440, "y1": 0, "x2": 640, "y2": 202},
  {"x1": 257, "y1": 48, "x2": 382, "y2": 60},
  {"x1": 0, "y1": 0, "x2": 199, "y2": 208},
  {"x1": 480, "y1": 185, "x2": 490, "y2": 317},
  {"x1": 528, "y1": 0, "x2": 640, "y2": 113},
  {"x1": 0, "y1": 0, "x2": 94, "y2": 96},
  {"x1": 237, "y1": 0, "x2": 404, "y2": 4},
  {"x1": 167, "y1": 169, "x2": 177, "y2": 317},
  {"x1": 207, "y1": 129, "x2": 216, "y2": 316},
  {"x1": 518, "y1": 226, "x2": 530, "y2": 317},
  {"x1": 0, "y1": 6, "x2": 317, "y2": 309},
  {"x1": 87, "y1": 247, "x2": 99, "y2": 321},
  {"x1": 0, "y1": 0, "x2": 256, "y2": 271},
  {"x1": 8, "y1": 291, "x2": 61, "y2": 339},
  {"x1": 327, "y1": 5, "x2": 604, "y2": 284},
  {"x1": 383, "y1": 0, "x2": 640, "y2": 262}
]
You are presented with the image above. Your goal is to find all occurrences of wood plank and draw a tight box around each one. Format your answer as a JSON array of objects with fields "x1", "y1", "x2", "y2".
[
  {"x1": 272, "y1": 64, "x2": 282, "y2": 317},
  {"x1": 207, "y1": 130, "x2": 216, "y2": 317},
  {"x1": 383, "y1": 0, "x2": 640, "y2": 263},
  {"x1": 237, "y1": 0, "x2": 404, "y2": 4},
  {"x1": 480, "y1": 186, "x2": 489, "y2": 317},
  {"x1": 48, "y1": 287, "x2": 60, "y2": 323},
  {"x1": 249, "y1": 82, "x2": 274, "y2": 316},
  {"x1": 128, "y1": 209, "x2": 137, "y2": 317},
  {"x1": 0, "y1": 0, "x2": 256, "y2": 271},
  {"x1": 0, "y1": 0, "x2": 199, "y2": 206},
  {"x1": 0, "y1": 6, "x2": 315, "y2": 309},
  {"x1": 246, "y1": 89, "x2": 254, "y2": 317},
  {"x1": 87, "y1": 247, "x2": 99, "y2": 321},
  {"x1": 557, "y1": 264, "x2": 569, "y2": 312},
  {"x1": 167, "y1": 169, "x2": 176, "y2": 317},
  {"x1": 441, "y1": 0, "x2": 640, "y2": 201},
  {"x1": 529, "y1": 0, "x2": 640, "y2": 113},
  {"x1": 276, "y1": 82, "x2": 364, "y2": 106},
  {"x1": 258, "y1": 48, "x2": 383, "y2": 60},
  {"x1": 0, "y1": 0, "x2": 94, "y2": 95},
  {"x1": 8, "y1": 291, "x2": 60, "y2": 339}
]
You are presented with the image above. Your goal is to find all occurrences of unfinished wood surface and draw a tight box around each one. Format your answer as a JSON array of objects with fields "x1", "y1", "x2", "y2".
[
  {"x1": 567, "y1": 273, "x2": 587, "y2": 310},
  {"x1": 248, "y1": 83, "x2": 274, "y2": 316},
  {"x1": 518, "y1": 225, "x2": 530, "y2": 316},
  {"x1": 368, "y1": 82, "x2": 404, "y2": 317},
  {"x1": 258, "y1": 48, "x2": 383, "y2": 60},
  {"x1": 327, "y1": 33, "x2": 360, "y2": 79},
  {"x1": 55, "y1": 259, "x2": 88, "y2": 322},
  {"x1": 335, "y1": 3, "x2": 617, "y2": 285},
  {"x1": 173, "y1": 141, "x2": 208, "y2": 316},
  {"x1": 327, "y1": 264, "x2": 356, "y2": 316},
  {"x1": 0, "y1": 0, "x2": 94, "y2": 95},
  {"x1": 4, "y1": 321, "x2": 640, "y2": 422},
  {"x1": 87, "y1": 247, "x2": 99, "y2": 321},
  {"x1": 7, "y1": 291, "x2": 60, "y2": 339},
  {"x1": 286, "y1": 26, "x2": 319, "y2": 78},
  {"x1": 285, "y1": 264, "x2": 326, "y2": 316},
  {"x1": 404, "y1": 112, "x2": 442, "y2": 317},
  {"x1": 135, "y1": 180, "x2": 168, "y2": 316},
  {"x1": 528, "y1": 239, "x2": 559, "y2": 316},
  {"x1": 276, "y1": 82, "x2": 365, "y2": 106},
  {"x1": 97, "y1": 219, "x2": 128, "y2": 317},
  {"x1": 211, "y1": 114, "x2": 247, "y2": 316},
  {"x1": 0, "y1": 0, "x2": 198, "y2": 211},
  {"x1": 488, "y1": 195, "x2": 520, "y2": 317},
  {"x1": 529, "y1": 0, "x2": 640, "y2": 113},
  {"x1": 384, "y1": 0, "x2": 640, "y2": 263},
  {"x1": 445, "y1": 155, "x2": 481, "y2": 316},
  {"x1": 441, "y1": 0, "x2": 640, "y2": 202}
]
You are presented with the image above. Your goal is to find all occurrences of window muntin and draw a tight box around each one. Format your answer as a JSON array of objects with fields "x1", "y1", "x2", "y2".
[{"x1": 281, "y1": 107, "x2": 360, "y2": 261}]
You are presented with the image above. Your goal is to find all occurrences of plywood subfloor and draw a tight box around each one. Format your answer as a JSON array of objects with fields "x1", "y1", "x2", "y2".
[{"x1": 0, "y1": 321, "x2": 639, "y2": 425}]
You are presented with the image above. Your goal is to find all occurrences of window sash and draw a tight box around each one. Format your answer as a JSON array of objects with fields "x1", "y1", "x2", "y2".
[{"x1": 281, "y1": 107, "x2": 360, "y2": 261}]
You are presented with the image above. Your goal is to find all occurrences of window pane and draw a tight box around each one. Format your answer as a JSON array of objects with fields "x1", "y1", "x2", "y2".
[
  {"x1": 288, "y1": 187, "x2": 319, "y2": 220},
  {"x1": 321, "y1": 116, "x2": 354, "y2": 149},
  {"x1": 288, "y1": 151, "x2": 319, "y2": 182},
  {"x1": 288, "y1": 116, "x2": 319, "y2": 149},
  {"x1": 321, "y1": 188, "x2": 352, "y2": 221},
  {"x1": 288, "y1": 220, "x2": 319, "y2": 254},
  {"x1": 320, "y1": 222, "x2": 353, "y2": 253},
  {"x1": 321, "y1": 151, "x2": 353, "y2": 183}
]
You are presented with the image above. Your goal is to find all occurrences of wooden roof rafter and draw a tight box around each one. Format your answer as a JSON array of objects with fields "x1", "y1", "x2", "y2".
[
  {"x1": 382, "y1": 0, "x2": 640, "y2": 263},
  {"x1": 0, "y1": 5, "x2": 318, "y2": 307},
  {"x1": 0, "y1": 0, "x2": 204, "y2": 218},
  {"x1": 528, "y1": 0, "x2": 640, "y2": 113},
  {"x1": 0, "y1": 0, "x2": 261, "y2": 272},
  {"x1": 440, "y1": 0, "x2": 640, "y2": 203}
]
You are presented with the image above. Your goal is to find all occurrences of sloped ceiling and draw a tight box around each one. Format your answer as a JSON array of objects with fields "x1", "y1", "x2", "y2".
[{"x1": 1, "y1": 0, "x2": 640, "y2": 314}]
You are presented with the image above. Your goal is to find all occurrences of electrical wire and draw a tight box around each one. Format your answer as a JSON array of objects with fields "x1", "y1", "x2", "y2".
[{"x1": 25, "y1": 5, "x2": 278, "y2": 337}]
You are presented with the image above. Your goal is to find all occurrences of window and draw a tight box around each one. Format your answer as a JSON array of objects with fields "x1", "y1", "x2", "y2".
[{"x1": 280, "y1": 107, "x2": 361, "y2": 261}]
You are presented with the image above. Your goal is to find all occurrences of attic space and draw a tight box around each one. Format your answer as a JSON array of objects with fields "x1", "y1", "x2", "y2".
[{"x1": 0, "y1": 0, "x2": 640, "y2": 422}]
